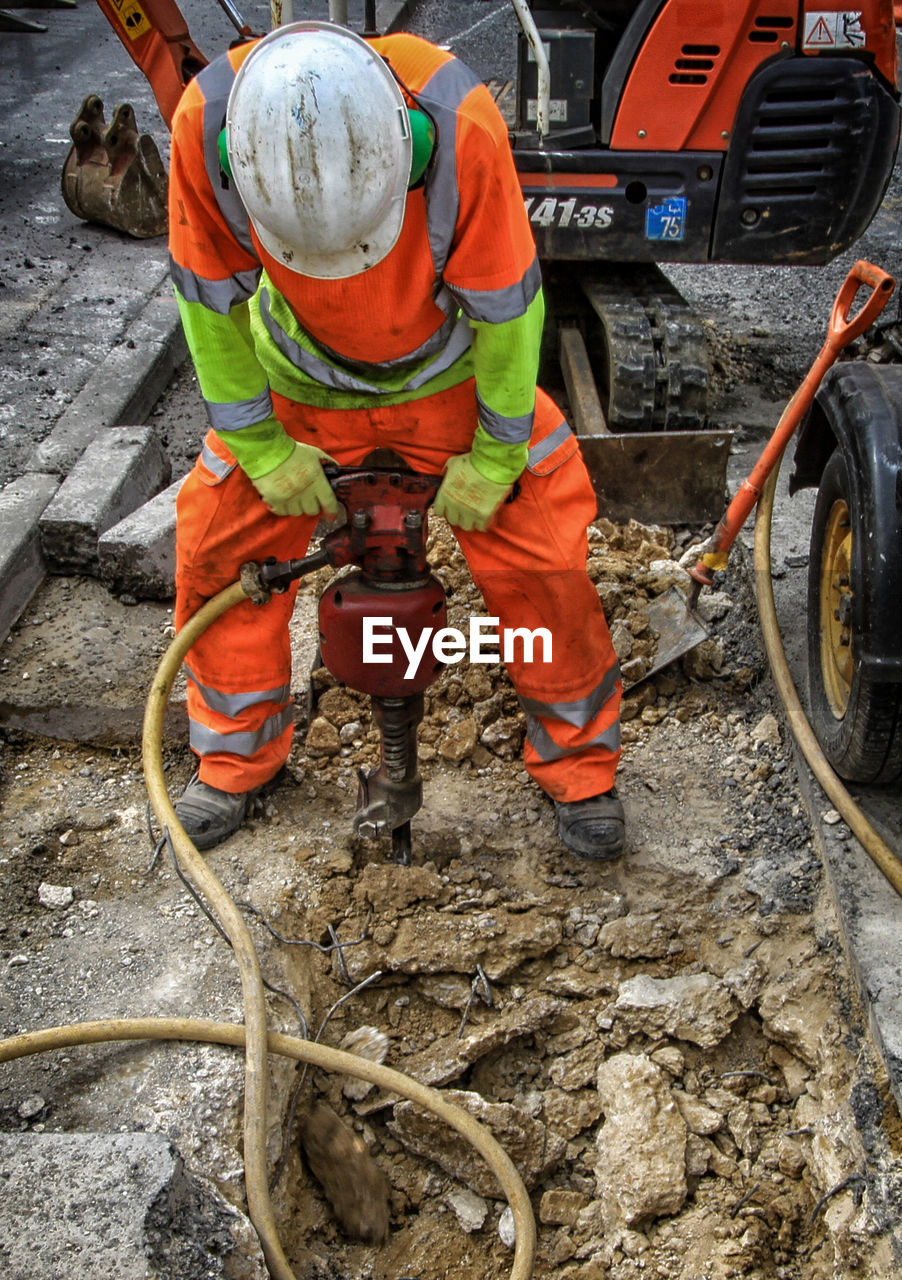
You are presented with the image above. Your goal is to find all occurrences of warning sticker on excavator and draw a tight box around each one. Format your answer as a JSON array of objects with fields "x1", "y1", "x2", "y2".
[
  {"x1": 803, "y1": 11, "x2": 866, "y2": 50},
  {"x1": 109, "y1": 0, "x2": 152, "y2": 41}
]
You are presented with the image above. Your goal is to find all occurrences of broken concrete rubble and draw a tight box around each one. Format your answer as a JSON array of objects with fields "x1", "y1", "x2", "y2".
[
  {"x1": 0, "y1": 1131, "x2": 266, "y2": 1280},
  {"x1": 610, "y1": 971, "x2": 739, "y2": 1048},
  {"x1": 594, "y1": 1053, "x2": 688, "y2": 1227},
  {"x1": 389, "y1": 1088, "x2": 567, "y2": 1198},
  {"x1": 339, "y1": 905, "x2": 563, "y2": 983}
]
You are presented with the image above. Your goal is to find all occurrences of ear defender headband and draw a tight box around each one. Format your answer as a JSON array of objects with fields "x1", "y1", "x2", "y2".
[{"x1": 218, "y1": 107, "x2": 435, "y2": 188}]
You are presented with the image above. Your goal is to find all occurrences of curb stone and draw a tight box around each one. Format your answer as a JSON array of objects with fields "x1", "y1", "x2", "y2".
[
  {"x1": 0, "y1": 473, "x2": 61, "y2": 646},
  {"x1": 99, "y1": 475, "x2": 186, "y2": 599},
  {"x1": 28, "y1": 283, "x2": 185, "y2": 479},
  {"x1": 39, "y1": 426, "x2": 171, "y2": 576},
  {"x1": 0, "y1": 286, "x2": 186, "y2": 639}
]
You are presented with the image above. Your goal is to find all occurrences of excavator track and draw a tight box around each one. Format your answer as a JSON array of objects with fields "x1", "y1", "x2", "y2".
[{"x1": 580, "y1": 265, "x2": 709, "y2": 432}]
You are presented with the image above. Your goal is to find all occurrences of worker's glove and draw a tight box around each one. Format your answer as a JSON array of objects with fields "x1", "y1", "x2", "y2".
[
  {"x1": 433, "y1": 452, "x2": 512, "y2": 532},
  {"x1": 252, "y1": 441, "x2": 340, "y2": 518}
]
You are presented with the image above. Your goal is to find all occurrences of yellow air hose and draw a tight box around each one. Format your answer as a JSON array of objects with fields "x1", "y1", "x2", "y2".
[
  {"x1": 754, "y1": 457, "x2": 902, "y2": 898},
  {"x1": 0, "y1": 576, "x2": 538, "y2": 1280}
]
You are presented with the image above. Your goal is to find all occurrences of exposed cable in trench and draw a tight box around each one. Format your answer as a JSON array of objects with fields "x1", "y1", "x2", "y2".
[
  {"x1": 0, "y1": 578, "x2": 538, "y2": 1280},
  {"x1": 753, "y1": 455, "x2": 902, "y2": 898}
]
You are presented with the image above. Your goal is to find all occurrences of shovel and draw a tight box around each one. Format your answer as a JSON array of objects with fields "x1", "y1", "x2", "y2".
[{"x1": 633, "y1": 259, "x2": 895, "y2": 690}]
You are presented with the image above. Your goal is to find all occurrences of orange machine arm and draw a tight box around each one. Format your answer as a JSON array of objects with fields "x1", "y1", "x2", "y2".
[{"x1": 94, "y1": 0, "x2": 210, "y2": 128}]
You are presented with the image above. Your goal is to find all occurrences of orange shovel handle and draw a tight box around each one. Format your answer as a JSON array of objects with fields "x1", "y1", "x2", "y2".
[{"x1": 691, "y1": 260, "x2": 895, "y2": 585}]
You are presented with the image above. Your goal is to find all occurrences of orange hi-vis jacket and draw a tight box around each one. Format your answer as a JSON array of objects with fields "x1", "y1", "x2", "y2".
[
  {"x1": 170, "y1": 32, "x2": 622, "y2": 804},
  {"x1": 168, "y1": 32, "x2": 545, "y2": 473}
]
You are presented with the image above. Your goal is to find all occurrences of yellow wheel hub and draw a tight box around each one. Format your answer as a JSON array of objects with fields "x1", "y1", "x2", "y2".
[{"x1": 818, "y1": 498, "x2": 854, "y2": 718}]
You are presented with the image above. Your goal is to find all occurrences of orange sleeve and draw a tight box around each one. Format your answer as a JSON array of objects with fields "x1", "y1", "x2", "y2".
[
  {"x1": 443, "y1": 83, "x2": 539, "y2": 305},
  {"x1": 167, "y1": 51, "x2": 260, "y2": 292}
]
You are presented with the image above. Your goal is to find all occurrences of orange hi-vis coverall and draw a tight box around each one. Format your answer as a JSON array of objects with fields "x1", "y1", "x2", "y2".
[{"x1": 168, "y1": 32, "x2": 622, "y2": 804}]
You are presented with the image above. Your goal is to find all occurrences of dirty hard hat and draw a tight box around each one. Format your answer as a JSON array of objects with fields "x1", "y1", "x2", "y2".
[{"x1": 226, "y1": 21, "x2": 413, "y2": 279}]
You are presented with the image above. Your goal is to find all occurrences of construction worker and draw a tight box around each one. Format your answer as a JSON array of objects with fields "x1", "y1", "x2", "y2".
[{"x1": 168, "y1": 21, "x2": 625, "y2": 859}]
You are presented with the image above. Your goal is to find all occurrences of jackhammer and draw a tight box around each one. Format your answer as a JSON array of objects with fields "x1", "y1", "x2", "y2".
[{"x1": 240, "y1": 465, "x2": 446, "y2": 865}]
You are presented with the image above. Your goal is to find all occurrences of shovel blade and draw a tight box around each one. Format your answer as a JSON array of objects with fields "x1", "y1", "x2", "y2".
[{"x1": 626, "y1": 586, "x2": 709, "y2": 690}]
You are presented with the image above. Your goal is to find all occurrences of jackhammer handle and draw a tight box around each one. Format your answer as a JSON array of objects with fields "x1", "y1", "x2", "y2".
[{"x1": 689, "y1": 259, "x2": 895, "y2": 586}]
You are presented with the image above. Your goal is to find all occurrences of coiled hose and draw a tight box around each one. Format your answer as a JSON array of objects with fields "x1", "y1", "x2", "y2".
[
  {"x1": 0, "y1": 578, "x2": 538, "y2": 1280},
  {"x1": 754, "y1": 457, "x2": 902, "y2": 897}
]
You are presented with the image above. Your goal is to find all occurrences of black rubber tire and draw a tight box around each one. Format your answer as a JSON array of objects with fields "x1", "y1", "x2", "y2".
[{"x1": 807, "y1": 449, "x2": 902, "y2": 786}]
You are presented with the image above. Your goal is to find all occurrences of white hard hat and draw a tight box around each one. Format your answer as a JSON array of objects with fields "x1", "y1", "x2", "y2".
[{"x1": 226, "y1": 21, "x2": 413, "y2": 279}]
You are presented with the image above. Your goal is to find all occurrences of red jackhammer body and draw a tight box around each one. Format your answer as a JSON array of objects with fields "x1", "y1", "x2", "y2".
[{"x1": 245, "y1": 466, "x2": 446, "y2": 864}]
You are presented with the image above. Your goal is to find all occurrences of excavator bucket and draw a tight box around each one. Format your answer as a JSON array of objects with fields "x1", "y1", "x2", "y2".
[{"x1": 61, "y1": 95, "x2": 168, "y2": 239}]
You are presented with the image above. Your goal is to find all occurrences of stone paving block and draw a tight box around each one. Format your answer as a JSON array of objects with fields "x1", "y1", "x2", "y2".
[
  {"x1": 0, "y1": 472, "x2": 60, "y2": 644},
  {"x1": 28, "y1": 286, "x2": 187, "y2": 478},
  {"x1": 0, "y1": 1131, "x2": 266, "y2": 1280},
  {"x1": 99, "y1": 475, "x2": 186, "y2": 600},
  {"x1": 40, "y1": 426, "x2": 171, "y2": 576}
]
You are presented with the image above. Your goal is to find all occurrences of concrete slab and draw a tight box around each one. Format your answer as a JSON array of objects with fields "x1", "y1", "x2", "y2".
[
  {"x1": 98, "y1": 476, "x2": 185, "y2": 601},
  {"x1": 28, "y1": 287, "x2": 186, "y2": 479},
  {"x1": 40, "y1": 426, "x2": 171, "y2": 576},
  {"x1": 0, "y1": 576, "x2": 187, "y2": 748},
  {"x1": 0, "y1": 573, "x2": 319, "y2": 748},
  {"x1": 0, "y1": 1131, "x2": 266, "y2": 1280},
  {"x1": 0, "y1": 473, "x2": 60, "y2": 645}
]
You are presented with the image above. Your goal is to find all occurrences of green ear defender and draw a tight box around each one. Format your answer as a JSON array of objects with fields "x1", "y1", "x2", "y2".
[
  {"x1": 407, "y1": 107, "x2": 435, "y2": 186},
  {"x1": 217, "y1": 126, "x2": 232, "y2": 180},
  {"x1": 218, "y1": 107, "x2": 433, "y2": 187}
]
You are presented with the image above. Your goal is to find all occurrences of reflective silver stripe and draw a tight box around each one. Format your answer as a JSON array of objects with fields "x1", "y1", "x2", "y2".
[
  {"x1": 525, "y1": 715, "x2": 621, "y2": 763},
  {"x1": 527, "y1": 420, "x2": 574, "y2": 469},
  {"x1": 449, "y1": 256, "x2": 543, "y2": 324},
  {"x1": 259, "y1": 287, "x2": 473, "y2": 394},
  {"x1": 186, "y1": 665, "x2": 291, "y2": 716},
  {"x1": 206, "y1": 387, "x2": 274, "y2": 432},
  {"x1": 520, "y1": 664, "x2": 621, "y2": 728},
  {"x1": 198, "y1": 55, "x2": 256, "y2": 255},
  {"x1": 199, "y1": 441, "x2": 236, "y2": 480},
  {"x1": 171, "y1": 259, "x2": 261, "y2": 316},
  {"x1": 189, "y1": 706, "x2": 293, "y2": 758},
  {"x1": 405, "y1": 315, "x2": 473, "y2": 389},
  {"x1": 477, "y1": 395, "x2": 534, "y2": 444},
  {"x1": 417, "y1": 61, "x2": 541, "y2": 325},
  {"x1": 417, "y1": 58, "x2": 477, "y2": 276}
]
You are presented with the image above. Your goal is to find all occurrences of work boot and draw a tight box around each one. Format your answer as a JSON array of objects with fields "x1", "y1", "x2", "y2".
[
  {"x1": 175, "y1": 775, "x2": 261, "y2": 851},
  {"x1": 554, "y1": 789, "x2": 625, "y2": 860}
]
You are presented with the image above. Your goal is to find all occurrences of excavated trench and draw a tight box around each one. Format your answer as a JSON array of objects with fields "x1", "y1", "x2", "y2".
[{"x1": 4, "y1": 487, "x2": 902, "y2": 1278}]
